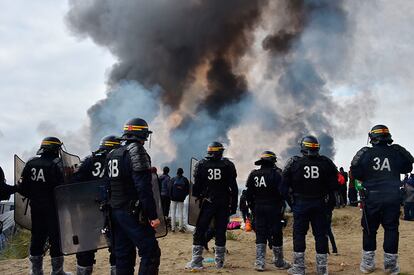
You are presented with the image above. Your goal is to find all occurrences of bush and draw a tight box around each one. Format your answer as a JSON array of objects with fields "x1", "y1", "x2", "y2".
[{"x1": 0, "y1": 229, "x2": 30, "y2": 260}]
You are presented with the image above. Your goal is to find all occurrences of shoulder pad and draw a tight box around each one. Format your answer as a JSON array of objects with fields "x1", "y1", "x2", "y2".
[
  {"x1": 351, "y1": 147, "x2": 369, "y2": 166},
  {"x1": 249, "y1": 168, "x2": 260, "y2": 175},
  {"x1": 319, "y1": 155, "x2": 337, "y2": 168},
  {"x1": 195, "y1": 159, "x2": 206, "y2": 169},
  {"x1": 222, "y1": 158, "x2": 235, "y2": 167},
  {"x1": 82, "y1": 154, "x2": 94, "y2": 162},
  {"x1": 198, "y1": 158, "x2": 207, "y2": 165},
  {"x1": 27, "y1": 156, "x2": 39, "y2": 163},
  {"x1": 391, "y1": 144, "x2": 414, "y2": 162},
  {"x1": 274, "y1": 166, "x2": 283, "y2": 174},
  {"x1": 284, "y1": 156, "x2": 300, "y2": 170},
  {"x1": 127, "y1": 143, "x2": 151, "y2": 172},
  {"x1": 282, "y1": 156, "x2": 300, "y2": 175},
  {"x1": 53, "y1": 157, "x2": 61, "y2": 165},
  {"x1": 92, "y1": 150, "x2": 106, "y2": 158}
]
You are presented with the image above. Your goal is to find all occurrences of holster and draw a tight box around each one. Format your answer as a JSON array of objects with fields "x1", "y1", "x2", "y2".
[{"x1": 128, "y1": 200, "x2": 146, "y2": 224}]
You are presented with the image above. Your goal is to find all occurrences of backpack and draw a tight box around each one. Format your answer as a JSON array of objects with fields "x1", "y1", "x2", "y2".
[{"x1": 171, "y1": 176, "x2": 188, "y2": 202}]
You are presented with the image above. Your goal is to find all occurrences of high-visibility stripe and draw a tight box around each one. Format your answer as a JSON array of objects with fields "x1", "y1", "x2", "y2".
[
  {"x1": 302, "y1": 141, "x2": 320, "y2": 148},
  {"x1": 371, "y1": 128, "x2": 389, "y2": 134},
  {"x1": 208, "y1": 146, "x2": 224, "y2": 152},
  {"x1": 103, "y1": 141, "x2": 120, "y2": 145},
  {"x1": 42, "y1": 141, "x2": 62, "y2": 145},
  {"x1": 261, "y1": 153, "x2": 275, "y2": 158},
  {"x1": 102, "y1": 141, "x2": 120, "y2": 147},
  {"x1": 123, "y1": 125, "x2": 148, "y2": 131}
]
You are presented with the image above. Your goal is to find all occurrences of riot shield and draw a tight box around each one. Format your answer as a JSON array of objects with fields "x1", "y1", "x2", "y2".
[
  {"x1": 151, "y1": 172, "x2": 167, "y2": 238},
  {"x1": 55, "y1": 172, "x2": 167, "y2": 255},
  {"x1": 187, "y1": 158, "x2": 199, "y2": 226},
  {"x1": 55, "y1": 180, "x2": 109, "y2": 255},
  {"x1": 60, "y1": 149, "x2": 80, "y2": 183},
  {"x1": 14, "y1": 155, "x2": 32, "y2": 230}
]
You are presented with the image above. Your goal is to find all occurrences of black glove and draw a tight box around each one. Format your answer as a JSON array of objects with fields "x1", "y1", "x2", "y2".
[
  {"x1": 0, "y1": 182, "x2": 16, "y2": 201},
  {"x1": 326, "y1": 192, "x2": 337, "y2": 210}
]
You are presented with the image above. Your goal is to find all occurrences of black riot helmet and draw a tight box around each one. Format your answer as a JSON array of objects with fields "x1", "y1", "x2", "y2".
[
  {"x1": 37, "y1": 136, "x2": 63, "y2": 155},
  {"x1": 122, "y1": 117, "x2": 152, "y2": 141},
  {"x1": 300, "y1": 135, "x2": 320, "y2": 156},
  {"x1": 206, "y1": 141, "x2": 225, "y2": 159},
  {"x1": 99, "y1": 135, "x2": 121, "y2": 151},
  {"x1": 368, "y1": 124, "x2": 393, "y2": 145},
  {"x1": 254, "y1": 150, "x2": 277, "y2": 166}
]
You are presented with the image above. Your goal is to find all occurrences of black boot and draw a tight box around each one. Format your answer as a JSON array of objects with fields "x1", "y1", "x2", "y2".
[{"x1": 29, "y1": 255, "x2": 44, "y2": 275}]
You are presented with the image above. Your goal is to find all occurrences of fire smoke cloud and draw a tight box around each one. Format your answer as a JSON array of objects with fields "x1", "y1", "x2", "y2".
[{"x1": 67, "y1": 0, "x2": 375, "y2": 179}]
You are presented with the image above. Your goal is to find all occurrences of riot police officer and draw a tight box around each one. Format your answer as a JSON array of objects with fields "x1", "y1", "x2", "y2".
[
  {"x1": 186, "y1": 142, "x2": 238, "y2": 270},
  {"x1": 245, "y1": 151, "x2": 290, "y2": 271},
  {"x1": 350, "y1": 125, "x2": 413, "y2": 274},
  {"x1": 281, "y1": 135, "x2": 338, "y2": 275},
  {"x1": 17, "y1": 137, "x2": 71, "y2": 275},
  {"x1": 107, "y1": 118, "x2": 161, "y2": 275},
  {"x1": 0, "y1": 166, "x2": 16, "y2": 200},
  {"x1": 73, "y1": 135, "x2": 121, "y2": 275}
]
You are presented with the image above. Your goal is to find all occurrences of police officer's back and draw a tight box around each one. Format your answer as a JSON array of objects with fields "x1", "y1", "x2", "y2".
[
  {"x1": 282, "y1": 135, "x2": 337, "y2": 275},
  {"x1": 186, "y1": 142, "x2": 238, "y2": 271},
  {"x1": 107, "y1": 118, "x2": 161, "y2": 275},
  {"x1": 192, "y1": 146, "x2": 238, "y2": 207},
  {"x1": 350, "y1": 125, "x2": 413, "y2": 274},
  {"x1": 17, "y1": 137, "x2": 71, "y2": 275},
  {"x1": 74, "y1": 135, "x2": 120, "y2": 182},
  {"x1": 246, "y1": 151, "x2": 290, "y2": 271},
  {"x1": 73, "y1": 135, "x2": 120, "y2": 275}
]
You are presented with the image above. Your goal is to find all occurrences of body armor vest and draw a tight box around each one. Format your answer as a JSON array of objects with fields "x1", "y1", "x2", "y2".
[{"x1": 108, "y1": 146, "x2": 138, "y2": 208}]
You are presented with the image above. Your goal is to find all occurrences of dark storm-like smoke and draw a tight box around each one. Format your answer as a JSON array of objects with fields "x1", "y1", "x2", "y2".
[
  {"x1": 66, "y1": 0, "x2": 270, "y2": 168},
  {"x1": 66, "y1": 0, "x2": 372, "y2": 175},
  {"x1": 67, "y1": 0, "x2": 266, "y2": 108}
]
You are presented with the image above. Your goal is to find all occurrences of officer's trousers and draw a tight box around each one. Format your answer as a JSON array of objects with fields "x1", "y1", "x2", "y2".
[
  {"x1": 112, "y1": 208, "x2": 160, "y2": 275},
  {"x1": 326, "y1": 210, "x2": 337, "y2": 253},
  {"x1": 292, "y1": 198, "x2": 328, "y2": 254},
  {"x1": 255, "y1": 203, "x2": 283, "y2": 247},
  {"x1": 193, "y1": 200, "x2": 228, "y2": 247},
  {"x1": 403, "y1": 202, "x2": 414, "y2": 221},
  {"x1": 348, "y1": 187, "x2": 358, "y2": 206},
  {"x1": 362, "y1": 191, "x2": 400, "y2": 254},
  {"x1": 30, "y1": 207, "x2": 62, "y2": 257},
  {"x1": 241, "y1": 209, "x2": 249, "y2": 223},
  {"x1": 161, "y1": 195, "x2": 170, "y2": 217}
]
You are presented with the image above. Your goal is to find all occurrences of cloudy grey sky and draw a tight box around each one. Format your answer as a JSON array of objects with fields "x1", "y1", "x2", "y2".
[
  {"x1": 0, "y1": 1, "x2": 113, "y2": 181},
  {"x1": 0, "y1": 0, "x2": 413, "y2": 183}
]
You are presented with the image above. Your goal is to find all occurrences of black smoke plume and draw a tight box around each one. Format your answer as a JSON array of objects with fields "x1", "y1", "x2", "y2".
[{"x1": 67, "y1": 0, "x2": 372, "y2": 176}]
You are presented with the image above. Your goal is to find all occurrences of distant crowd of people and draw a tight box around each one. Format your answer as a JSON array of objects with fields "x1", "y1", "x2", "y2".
[{"x1": 159, "y1": 167, "x2": 190, "y2": 232}]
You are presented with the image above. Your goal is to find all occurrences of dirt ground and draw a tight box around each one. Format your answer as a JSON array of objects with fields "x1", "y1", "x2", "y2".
[{"x1": 1, "y1": 207, "x2": 413, "y2": 275}]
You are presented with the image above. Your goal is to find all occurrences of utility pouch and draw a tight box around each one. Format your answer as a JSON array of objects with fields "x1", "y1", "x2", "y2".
[{"x1": 128, "y1": 200, "x2": 146, "y2": 224}]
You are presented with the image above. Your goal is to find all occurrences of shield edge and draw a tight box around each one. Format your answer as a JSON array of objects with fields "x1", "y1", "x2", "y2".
[
  {"x1": 13, "y1": 154, "x2": 32, "y2": 230},
  {"x1": 187, "y1": 157, "x2": 199, "y2": 226}
]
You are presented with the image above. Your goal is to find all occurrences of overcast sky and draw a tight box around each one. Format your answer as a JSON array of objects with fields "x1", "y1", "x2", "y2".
[
  {"x1": 0, "y1": 0, "x2": 413, "y2": 183},
  {"x1": 0, "y1": 1, "x2": 114, "y2": 181}
]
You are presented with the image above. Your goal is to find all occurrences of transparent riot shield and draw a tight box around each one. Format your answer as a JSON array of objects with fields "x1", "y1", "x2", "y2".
[
  {"x1": 151, "y1": 171, "x2": 167, "y2": 238},
  {"x1": 14, "y1": 155, "x2": 32, "y2": 230},
  {"x1": 60, "y1": 149, "x2": 80, "y2": 183},
  {"x1": 187, "y1": 158, "x2": 199, "y2": 226},
  {"x1": 55, "y1": 171, "x2": 167, "y2": 255},
  {"x1": 55, "y1": 180, "x2": 109, "y2": 255}
]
